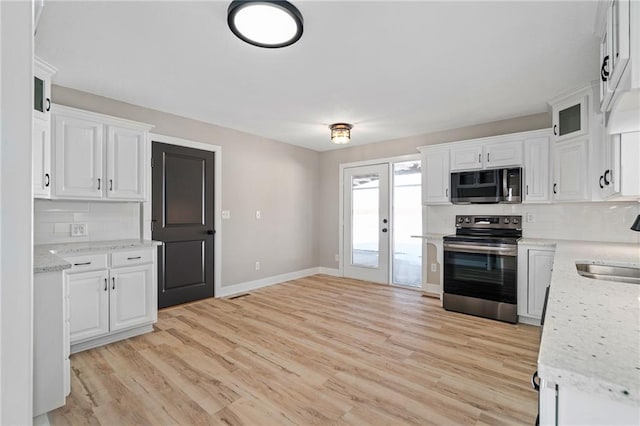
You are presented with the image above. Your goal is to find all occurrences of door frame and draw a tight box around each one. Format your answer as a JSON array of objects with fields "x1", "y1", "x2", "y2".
[
  {"x1": 338, "y1": 153, "x2": 421, "y2": 284},
  {"x1": 144, "y1": 133, "x2": 222, "y2": 298}
]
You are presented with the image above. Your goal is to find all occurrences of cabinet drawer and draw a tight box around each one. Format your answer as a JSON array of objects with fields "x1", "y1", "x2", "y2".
[
  {"x1": 64, "y1": 254, "x2": 108, "y2": 272},
  {"x1": 111, "y1": 249, "x2": 153, "y2": 267}
]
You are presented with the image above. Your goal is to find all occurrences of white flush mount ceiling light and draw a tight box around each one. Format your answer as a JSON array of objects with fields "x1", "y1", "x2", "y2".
[
  {"x1": 227, "y1": 1, "x2": 304, "y2": 48},
  {"x1": 330, "y1": 123, "x2": 353, "y2": 145}
]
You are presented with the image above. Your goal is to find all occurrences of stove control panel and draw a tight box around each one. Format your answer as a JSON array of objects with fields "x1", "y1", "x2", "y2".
[{"x1": 455, "y1": 215, "x2": 522, "y2": 230}]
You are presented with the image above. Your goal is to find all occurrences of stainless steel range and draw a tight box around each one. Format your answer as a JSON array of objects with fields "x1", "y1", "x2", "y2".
[{"x1": 443, "y1": 215, "x2": 522, "y2": 323}]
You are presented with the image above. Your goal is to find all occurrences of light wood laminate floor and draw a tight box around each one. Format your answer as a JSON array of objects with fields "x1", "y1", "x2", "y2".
[{"x1": 50, "y1": 274, "x2": 540, "y2": 425}]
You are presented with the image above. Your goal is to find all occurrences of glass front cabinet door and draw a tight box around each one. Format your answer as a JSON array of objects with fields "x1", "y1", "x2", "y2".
[{"x1": 552, "y1": 95, "x2": 588, "y2": 142}]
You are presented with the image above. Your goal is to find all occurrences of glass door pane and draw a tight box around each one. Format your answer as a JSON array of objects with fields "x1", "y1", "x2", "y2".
[
  {"x1": 351, "y1": 173, "x2": 380, "y2": 268},
  {"x1": 392, "y1": 160, "x2": 422, "y2": 287},
  {"x1": 558, "y1": 104, "x2": 581, "y2": 136}
]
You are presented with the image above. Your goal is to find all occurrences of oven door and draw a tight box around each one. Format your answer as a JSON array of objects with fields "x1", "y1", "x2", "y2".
[{"x1": 443, "y1": 242, "x2": 517, "y2": 304}]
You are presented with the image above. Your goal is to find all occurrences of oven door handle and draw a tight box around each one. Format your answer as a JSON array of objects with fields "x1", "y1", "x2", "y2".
[{"x1": 444, "y1": 243, "x2": 517, "y2": 256}]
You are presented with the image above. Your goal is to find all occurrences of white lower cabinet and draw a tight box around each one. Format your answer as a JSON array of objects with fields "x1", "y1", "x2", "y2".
[
  {"x1": 518, "y1": 244, "x2": 555, "y2": 324},
  {"x1": 539, "y1": 379, "x2": 639, "y2": 426},
  {"x1": 65, "y1": 247, "x2": 157, "y2": 352}
]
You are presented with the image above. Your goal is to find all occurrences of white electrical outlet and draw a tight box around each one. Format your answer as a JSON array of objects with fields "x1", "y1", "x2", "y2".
[
  {"x1": 256, "y1": 210, "x2": 261, "y2": 220},
  {"x1": 430, "y1": 263, "x2": 437, "y2": 272},
  {"x1": 255, "y1": 261, "x2": 260, "y2": 270},
  {"x1": 70, "y1": 223, "x2": 88, "y2": 237},
  {"x1": 527, "y1": 213, "x2": 536, "y2": 223},
  {"x1": 221, "y1": 210, "x2": 230, "y2": 220}
]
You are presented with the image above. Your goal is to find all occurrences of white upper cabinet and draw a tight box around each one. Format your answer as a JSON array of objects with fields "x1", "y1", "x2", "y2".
[
  {"x1": 552, "y1": 138, "x2": 590, "y2": 202},
  {"x1": 54, "y1": 114, "x2": 104, "y2": 199},
  {"x1": 32, "y1": 118, "x2": 52, "y2": 198},
  {"x1": 484, "y1": 140, "x2": 523, "y2": 168},
  {"x1": 33, "y1": 57, "x2": 55, "y2": 121},
  {"x1": 598, "y1": 0, "x2": 633, "y2": 112},
  {"x1": 552, "y1": 95, "x2": 589, "y2": 142},
  {"x1": 49, "y1": 104, "x2": 153, "y2": 201},
  {"x1": 523, "y1": 135, "x2": 551, "y2": 203},
  {"x1": 419, "y1": 146, "x2": 450, "y2": 204},
  {"x1": 600, "y1": 131, "x2": 640, "y2": 199},
  {"x1": 106, "y1": 126, "x2": 146, "y2": 200},
  {"x1": 450, "y1": 144, "x2": 483, "y2": 171},
  {"x1": 450, "y1": 139, "x2": 523, "y2": 172}
]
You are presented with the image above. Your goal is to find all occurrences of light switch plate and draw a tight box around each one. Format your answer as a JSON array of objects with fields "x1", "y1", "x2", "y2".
[
  {"x1": 256, "y1": 210, "x2": 261, "y2": 220},
  {"x1": 221, "y1": 210, "x2": 230, "y2": 220}
]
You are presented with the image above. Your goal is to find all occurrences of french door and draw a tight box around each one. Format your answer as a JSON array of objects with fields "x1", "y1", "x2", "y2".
[
  {"x1": 343, "y1": 160, "x2": 423, "y2": 286},
  {"x1": 343, "y1": 164, "x2": 390, "y2": 283}
]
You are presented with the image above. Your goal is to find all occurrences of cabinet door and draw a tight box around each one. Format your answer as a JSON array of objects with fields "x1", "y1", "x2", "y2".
[
  {"x1": 109, "y1": 264, "x2": 155, "y2": 333},
  {"x1": 54, "y1": 115, "x2": 104, "y2": 198},
  {"x1": 552, "y1": 96, "x2": 588, "y2": 142},
  {"x1": 527, "y1": 250, "x2": 554, "y2": 319},
  {"x1": 32, "y1": 118, "x2": 51, "y2": 198},
  {"x1": 608, "y1": 0, "x2": 631, "y2": 90},
  {"x1": 422, "y1": 149, "x2": 450, "y2": 204},
  {"x1": 450, "y1": 144, "x2": 483, "y2": 171},
  {"x1": 67, "y1": 270, "x2": 109, "y2": 343},
  {"x1": 106, "y1": 126, "x2": 146, "y2": 200},
  {"x1": 33, "y1": 63, "x2": 52, "y2": 121},
  {"x1": 553, "y1": 138, "x2": 589, "y2": 201},
  {"x1": 523, "y1": 136, "x2": 550, "y2": 203},
  {"x1": 484, "y1": 140, "x2": 523, "y2": 168}
]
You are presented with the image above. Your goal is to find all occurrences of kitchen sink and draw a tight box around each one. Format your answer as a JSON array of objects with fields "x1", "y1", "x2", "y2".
[{"x1": 575, "y1": 262, "x2": 640, "y2": 285}]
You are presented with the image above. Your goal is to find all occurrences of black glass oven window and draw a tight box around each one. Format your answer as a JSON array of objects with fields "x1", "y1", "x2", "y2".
[{"x1": 443, "y1": 251, "x2": 517, "y2": 304}]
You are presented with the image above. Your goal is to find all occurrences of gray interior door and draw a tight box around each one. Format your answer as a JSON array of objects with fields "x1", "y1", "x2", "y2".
[{"x1": 152, "y1": 142, "x2": 214, "y2": 308}]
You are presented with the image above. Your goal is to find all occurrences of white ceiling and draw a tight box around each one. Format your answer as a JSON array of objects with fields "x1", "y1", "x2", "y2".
[{"x1": 36, "y1": 1, "x2": 600, "y2": 152}]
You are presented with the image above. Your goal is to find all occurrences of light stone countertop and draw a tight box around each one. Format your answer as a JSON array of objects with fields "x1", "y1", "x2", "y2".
[
  {"x1": 34, "y1": 239, "x2": 162, "y2": 274},
  {"x1": 537, "y1": 239, "x2": 640, "y2": 405},
  {"x1": 518, "y1": 237, "x2": 558, "y2": 247},
  {"x1": 410, "y1": 233, "x2": 448, "y2": 240}
]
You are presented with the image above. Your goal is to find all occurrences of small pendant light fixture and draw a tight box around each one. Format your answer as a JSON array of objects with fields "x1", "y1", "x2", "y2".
[
  {"x1": 330, "y1": 123, "x2": 353, "y2": 145},
  {"x1": 227, "y1": 1, "x2": 304, "y2": 48},
  {"x1": 631, "y1": 215, "x2": 640, "y2": 231}
]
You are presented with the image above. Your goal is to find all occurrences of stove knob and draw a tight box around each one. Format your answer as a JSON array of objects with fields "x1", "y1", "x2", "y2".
[
  {"x1": 512, "y1": 217, "x2": 519, "y2": 225},
  {"x1": 464, "y1": 217, "x2": 471, "y2": 223},
  {"x1": 504, "y1": 217, "x2": 510, "y2": 224},
  {"x1": 457, "y1": 217, "x2": 464, "y2": 224}
]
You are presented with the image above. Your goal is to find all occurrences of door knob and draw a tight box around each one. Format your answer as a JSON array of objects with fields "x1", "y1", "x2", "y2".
[
  {"x1": 207, "y1": 230, "x2": 215, "y2": 235},
  {"x1": 382, "y1": 228, "x2": 388, "y2": 233}
]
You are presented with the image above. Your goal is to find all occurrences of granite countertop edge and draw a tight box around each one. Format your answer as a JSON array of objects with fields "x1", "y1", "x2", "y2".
[
  {"x1": 537, "y1": 239, "x2": 640, "y2": 406},
  {"x1": 34, "y1": 239, "x2": 162, "y2": 274}
]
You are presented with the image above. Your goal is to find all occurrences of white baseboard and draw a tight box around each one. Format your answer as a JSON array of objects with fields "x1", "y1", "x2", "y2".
[
  {"x1": 33, "y1": 413, "x2": 50, "y2": 426},
  {"x1": 218, "y1": 267, "x2": 325, "y2": 298},
  {"x1": 71, "y1": 324, "x2": 154, "y2": 354},
  {"x1": 317, "y1": 267, "x2": 341, "y2": 276},
  {"x1": 518, "y1": 315, "x2": 541, "y2": 326}
]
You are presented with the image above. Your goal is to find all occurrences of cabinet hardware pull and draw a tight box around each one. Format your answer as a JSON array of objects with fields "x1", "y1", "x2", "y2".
[
  {"x1": 109, "y1": 179, "x2": 113, "y2": 191},
  {"x1": 599, "y1": 176, "x2": 604, "y2": 189},
  {"x1": 553, "y1": 183, "x2": 557, "y2": 194},
  {"x1": 601, "y1": 55, "x2": 610, "y2": 81},
  {"x1": 526, "y1": 185, "x2": 529, "y2": 195},
  {"x1": 127, "y1": 256, "x2": 141, "y2": 260},
  {"x1": 478, "y1": 153, "x2": 481, "y2": 163},
  {"x1": 553, "y1": 125, "x2": 557, "y2": 136},
  {"x1": 44, "y1": 173, "x2": 50, "y2": 187},
  {"x1": 531, "y1": 371, "x2": 540, "y2": 391},
  {"x1": 487, "y1": 153, "x2": 490, "y2": 163},
  {"x1": 74, "y1": 262, "x2": 91, "y2": 266},
  {"x1": 381, "y1": 228, "x2": 388, "y2": 233},
  {"x1": 45, "y1": 98, "x2": 51, "y2": 112},
  {"x1": 97, "y1": 178, "x2": 101, "y2": 190},
  {"x1": 445, "y1": 188, "x2": 449, "y2": 197},
  {"x1": 112, "y1": 277, "x2": 115, "y2": 290},
  {"x1": 104, "y1": 278, "x2": 108, "y2": 291},
  {"x1": 604, "y1": 169, "x2": 611, "y2": 186}
]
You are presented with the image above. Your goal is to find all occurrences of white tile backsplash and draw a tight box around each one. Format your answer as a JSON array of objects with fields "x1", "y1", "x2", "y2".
[
  {"x1": 427, "y1": 202, "x2": 640, "y2": 243},
  {"x1": 34, "y1": 199, "x2": 140, "y2": 244}
]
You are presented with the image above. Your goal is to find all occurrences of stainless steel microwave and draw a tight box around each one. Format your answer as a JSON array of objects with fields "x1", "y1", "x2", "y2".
[{"x1": 450, "y1": 167, "x2": 522, "y2": 204}]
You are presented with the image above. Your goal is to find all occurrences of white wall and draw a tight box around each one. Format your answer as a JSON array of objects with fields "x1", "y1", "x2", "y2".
[
  {"x1": 427, "y1": 202, "x2": 640, "y2": 243},
  {"x1": 34, "y1": 200, "x2": 140, "y2": 244},
  {"x1": 0, "y1": 1, "x2": 34, "y2": 423}
]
